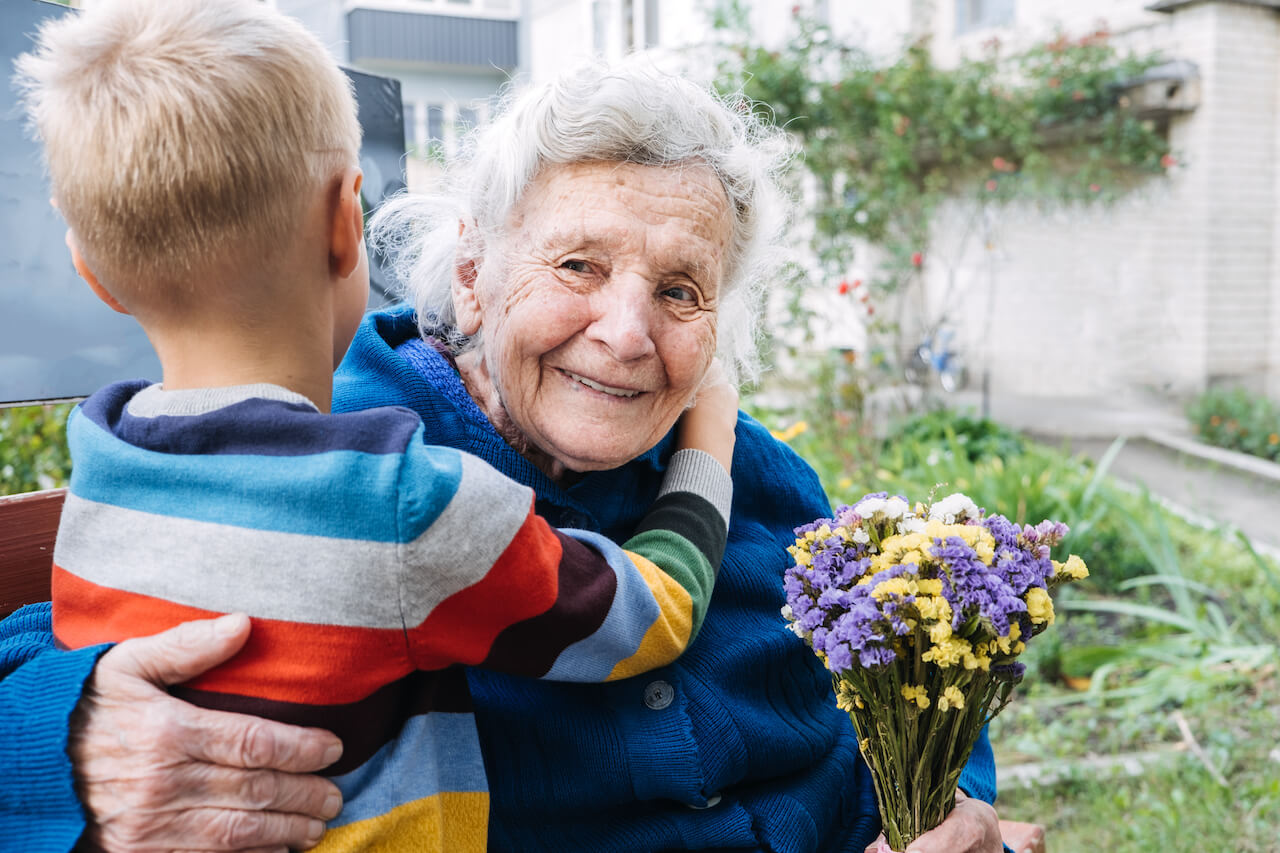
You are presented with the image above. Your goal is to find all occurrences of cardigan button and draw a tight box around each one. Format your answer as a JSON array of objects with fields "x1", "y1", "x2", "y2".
[
  {"x1": 686, "y1": 793, "x2": 722, "y2": 809},
  {"x1": 643, "y1": 680, "x2": 674, "y2": 710}
]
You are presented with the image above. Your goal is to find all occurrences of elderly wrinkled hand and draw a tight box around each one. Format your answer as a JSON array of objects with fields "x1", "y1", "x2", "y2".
[
  {"x1": 863, "y1": 790, "x2": 1003, "y2": 853},
  {"x1": 69, "y1": 614, "x2": 344, "y2": 852}
]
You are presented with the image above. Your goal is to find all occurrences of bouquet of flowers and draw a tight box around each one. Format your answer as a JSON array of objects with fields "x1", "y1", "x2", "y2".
[{"x1": 782, "y1": 491, "x2": 1088, "y2": 852}]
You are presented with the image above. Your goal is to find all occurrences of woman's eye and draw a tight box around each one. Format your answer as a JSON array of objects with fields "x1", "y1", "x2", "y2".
[
  {"x1": 662, "y1": 284, "x2": 698, "y2": 303},
  {"x1": 560, "y1": 259, "x2": 592, "y2": 273}
]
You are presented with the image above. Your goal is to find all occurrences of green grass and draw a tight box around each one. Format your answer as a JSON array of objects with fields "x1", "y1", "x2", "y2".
[{"x1": 993, "y1": 680, "x2": 1280, "y2": 852}]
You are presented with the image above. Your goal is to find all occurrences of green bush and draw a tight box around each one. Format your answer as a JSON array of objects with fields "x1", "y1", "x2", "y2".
[
  {"x1": 0, "y1": 404, "x2": 73, "y2": 496},
  {"x1": 1187, "y1": 387, "x2": 1280, "y2": 462}
]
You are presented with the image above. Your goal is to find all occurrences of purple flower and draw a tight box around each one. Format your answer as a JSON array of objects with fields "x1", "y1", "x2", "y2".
[{"x1": 930, "y1": 535, "x2": 1027, "y2": 636}]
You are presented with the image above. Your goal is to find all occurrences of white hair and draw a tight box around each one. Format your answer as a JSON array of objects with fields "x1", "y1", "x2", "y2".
[{"x1": 369, "y1": 57, "x2": 795, "y2": 385}]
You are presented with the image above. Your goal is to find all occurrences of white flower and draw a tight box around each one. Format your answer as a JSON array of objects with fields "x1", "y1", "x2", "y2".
[
  {"x1": 781, "y1": 604, "x2": 794, "y2": 621},
  {"x1": 882, "y1": 497, "x2": 909, "y2": 520},
  {"x1": 897, "y1": 516, "x2": 926, "y2": 535},
  {"x1": 854, "y1": 497, "x2": 886, "y2": 517},
  {"x1": 928, "y1": 493, "x2": 980, "y2": 524},
  {"x1": 851, "y1": 527, "x2": 871, "y2": 544}
]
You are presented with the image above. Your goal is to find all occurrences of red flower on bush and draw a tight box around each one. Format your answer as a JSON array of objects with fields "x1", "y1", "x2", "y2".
[
  {"x1": 985, "y1": 179, "x2": 998, "y2": 192},
  {"x1": 911, "y1": 251, "x2": 923, "y2": 267},
  {"x1": 1161, "y1": 154, "x2": 1177, "y2": 169},
  {"x1": 837, "y1": 280, "x2": 850, "y2": 295}
]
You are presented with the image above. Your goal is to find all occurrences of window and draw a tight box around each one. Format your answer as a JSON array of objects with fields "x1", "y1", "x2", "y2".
[
  {"x1": 643, "y1": 0, "x2": 659, "y2": 48},
  {"x1": 955, "y1": 0, "x2": 1014, "y2": 35},
  {"x1": 403, "y1": 102, "x2": 418, "y2": 150},
  {"x1": 426, "y1": 104, "x2": 445, "y2": 144},
  {"x1": 592, "y1": 0, "x2": 608, "y2": 53},
  {"x1": 456, "y1": 106, "x2": 478, "y2": 135}
]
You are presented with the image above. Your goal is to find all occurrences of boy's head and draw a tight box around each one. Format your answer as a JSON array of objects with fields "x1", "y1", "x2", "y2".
[{"x1": 15, "y1": 0, "x2": 363, "y2": 322}]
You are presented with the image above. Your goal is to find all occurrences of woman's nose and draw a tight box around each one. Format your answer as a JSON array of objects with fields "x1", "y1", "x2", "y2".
[{"x1": 585, "y1": 278, "x2": 657, "y2": 362}]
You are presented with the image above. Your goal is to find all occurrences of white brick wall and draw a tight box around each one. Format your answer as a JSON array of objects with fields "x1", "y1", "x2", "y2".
[{"x1": 907, "y1": 0, "x2": 1279, "y2": 401}]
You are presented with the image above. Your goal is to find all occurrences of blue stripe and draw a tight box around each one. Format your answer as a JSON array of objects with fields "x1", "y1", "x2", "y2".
[
  {"x1": 329, "y1": 712, "x2": 489, "y2": 828},
  {"x1": 541, "y1": 529, "x2": 658, "y2": 682},
  {"x1": 67, "y1": 409, "x2": 461, "y2": 542},
  {"x1": 79, "y1": 381, "x2": 422, "y2": 457}
]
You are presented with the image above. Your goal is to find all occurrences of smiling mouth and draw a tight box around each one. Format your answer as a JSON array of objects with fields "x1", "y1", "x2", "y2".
[{"x1": 561, "y1": 369, "x2": 643, "y2": 398}]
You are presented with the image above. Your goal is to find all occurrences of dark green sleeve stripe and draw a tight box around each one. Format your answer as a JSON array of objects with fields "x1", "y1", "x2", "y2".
[
  {"x1": 630, "y1": 490, "x2": 727, "y2": 575},
  {"x1": 622, "y1": 523, "x2": 717, "y2": 641}
]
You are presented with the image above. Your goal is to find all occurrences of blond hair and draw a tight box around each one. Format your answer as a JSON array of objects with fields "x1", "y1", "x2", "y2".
[{"x1": 15, "y1": 0, "x2": 361, "y2": 305}]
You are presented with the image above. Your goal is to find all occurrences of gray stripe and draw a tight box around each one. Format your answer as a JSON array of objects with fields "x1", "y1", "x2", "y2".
[
  {"x1": 398, "y1": 452, "x2": 531, "y2": 627},
  {"x1": 658, "y1": 448, "x2": 733, "y2": 527},
  {"x1": 57, "y1": 479, "x2": 526, "y2": 629},
  {"x1": 55, "y1": 493, "x2": 405, "y2": 626},
  {"x1": 126, "y1": 383, "x2": 319, "y2": 418}
]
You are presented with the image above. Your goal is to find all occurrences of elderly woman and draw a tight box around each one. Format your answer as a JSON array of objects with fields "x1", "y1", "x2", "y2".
[{"x1": 0, "y1": 61, "x2": 1003, "y2": 852}]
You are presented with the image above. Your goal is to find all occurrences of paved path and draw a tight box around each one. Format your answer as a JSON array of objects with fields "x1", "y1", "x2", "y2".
[{"x1": 943, "y1": 390, "x2": 1280, "y2": 551}]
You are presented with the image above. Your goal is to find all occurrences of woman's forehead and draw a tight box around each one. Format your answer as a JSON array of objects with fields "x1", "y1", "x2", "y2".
[{"x1": 509, "y1": 161, "x2": 733, "y2": 258}]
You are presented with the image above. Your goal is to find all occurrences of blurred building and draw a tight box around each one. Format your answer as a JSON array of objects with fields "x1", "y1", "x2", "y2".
[
  {"x1": 273, "y1": 0, "x2": 520, "y2": 188},
  {"x1": 809, "y1": 0, "x2": 1280, "y2": 402}
]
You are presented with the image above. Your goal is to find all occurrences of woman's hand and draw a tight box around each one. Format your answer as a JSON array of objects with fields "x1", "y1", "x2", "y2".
[
  {"x1": 864, "y1": 790, "x2": 1003, "y2": 853},
  {"x1": 69, "y1": 614, "x2": 344, "y2": 852}
]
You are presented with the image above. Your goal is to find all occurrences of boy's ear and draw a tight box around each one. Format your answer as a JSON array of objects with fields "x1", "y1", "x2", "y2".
[
  {"x1": 330, "y1": 167, "x2": 364, "y2": 279},
  {"x1": 65, "y1": 230, "x2": 129, "y2": 315},
  {"x1": 452, "y1": 219, "x2": 483, "y2": 337}
]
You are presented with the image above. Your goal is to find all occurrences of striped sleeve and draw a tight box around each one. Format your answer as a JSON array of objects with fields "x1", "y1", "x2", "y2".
[{"x1": 399, "y1": 439, "x2": 730, "y2": 683}]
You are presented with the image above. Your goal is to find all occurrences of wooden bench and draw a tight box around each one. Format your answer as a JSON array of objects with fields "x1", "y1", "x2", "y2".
[
  {"x1": 0, "y1": 488, "x2": 63, "y2": 618},
  {"x1": 0, "y1": 487, "x2": 1046, "y2": 850}
]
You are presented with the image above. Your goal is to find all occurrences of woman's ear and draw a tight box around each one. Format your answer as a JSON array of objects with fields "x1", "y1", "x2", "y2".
[
  {"x1": 330, "y1": 167, "x2": 364, "y2": 279},
  {"x1": 452, "y1": 220, "x2": 483, "y2": 336}
]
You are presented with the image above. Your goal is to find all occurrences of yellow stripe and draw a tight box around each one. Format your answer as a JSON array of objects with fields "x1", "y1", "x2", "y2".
[
  {"x1": 606, "y1": 550, "x2": 694, "y2": 680},
  {"x1": 314, "y1": 792, "x2": 488, "y2": 852}
]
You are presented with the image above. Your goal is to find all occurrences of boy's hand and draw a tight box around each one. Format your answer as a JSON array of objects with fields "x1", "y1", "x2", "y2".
[
  {"x1": 677, "y1": 360, "x2": 739, "y2": 473},
  {"x1": 69, "y1": 614, "x2": 344, "y2": 852}
]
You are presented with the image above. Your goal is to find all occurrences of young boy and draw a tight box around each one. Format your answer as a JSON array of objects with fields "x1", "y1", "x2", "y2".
[{"x1": 17, "y1": 1, "x2": 736, "y2": 850}]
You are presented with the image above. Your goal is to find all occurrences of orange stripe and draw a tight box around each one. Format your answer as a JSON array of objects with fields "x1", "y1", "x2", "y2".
[
  {"x1": 52, "y1": 565, "x2": 413, "y2": 704},
  {"x1": 408, "y1": 504, "x2": 560, "y2": 669}
]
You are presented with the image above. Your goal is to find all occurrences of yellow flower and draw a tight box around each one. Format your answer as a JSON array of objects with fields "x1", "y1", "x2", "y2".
[
  {"x1": 835, "y1": 681, "x2": 864, "y2": 712},
  {"x1": 1026, "y1": 587, "x2": 1055, "y2": 625},
  {"x1": 1059, "y1": 554, "x2": 1089, "y2": 580},
  {"x1": 872, "y1": 577, "x2": 910, "y2": 600},
  {"x1": 916, "y1": 579, "x2": 943, "y2": 596},
  {"x1": 922, "y1": 636, "x2": 972, "y2": 668},
  {"x1": 838, "y1": 476, "x2": 854, "y2": 490},
  {"x1": 929, "y1": 620, "x2": 953, "y2": 644},
  {"x1": 916, "y1": 594, "x2": 952, "y2": 623},
  {"x1": 937, "y1": 685, "x2": 966, "y2": 711},
  {"x1": 901, "y1": 684, "x2": 931, "y2": 709}
]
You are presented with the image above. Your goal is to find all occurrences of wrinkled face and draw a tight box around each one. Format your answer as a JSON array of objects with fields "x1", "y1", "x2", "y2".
[{"x1": 458, "y1": 160, "x2": 732, "y2": 473}]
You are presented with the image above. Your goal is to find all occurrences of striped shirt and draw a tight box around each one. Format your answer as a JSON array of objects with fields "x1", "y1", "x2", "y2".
[{"x1": 51, "y1": 380, "x2": 731, "y2": 852}]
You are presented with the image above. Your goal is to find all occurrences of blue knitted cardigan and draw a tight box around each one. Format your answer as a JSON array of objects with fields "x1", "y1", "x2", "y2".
[
  {"x1": 331, "y1": 306, "x2": 998, "y2": 853},
  {"x1": 0, "y1": 304, "x2": 997, "y2": 852}
]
